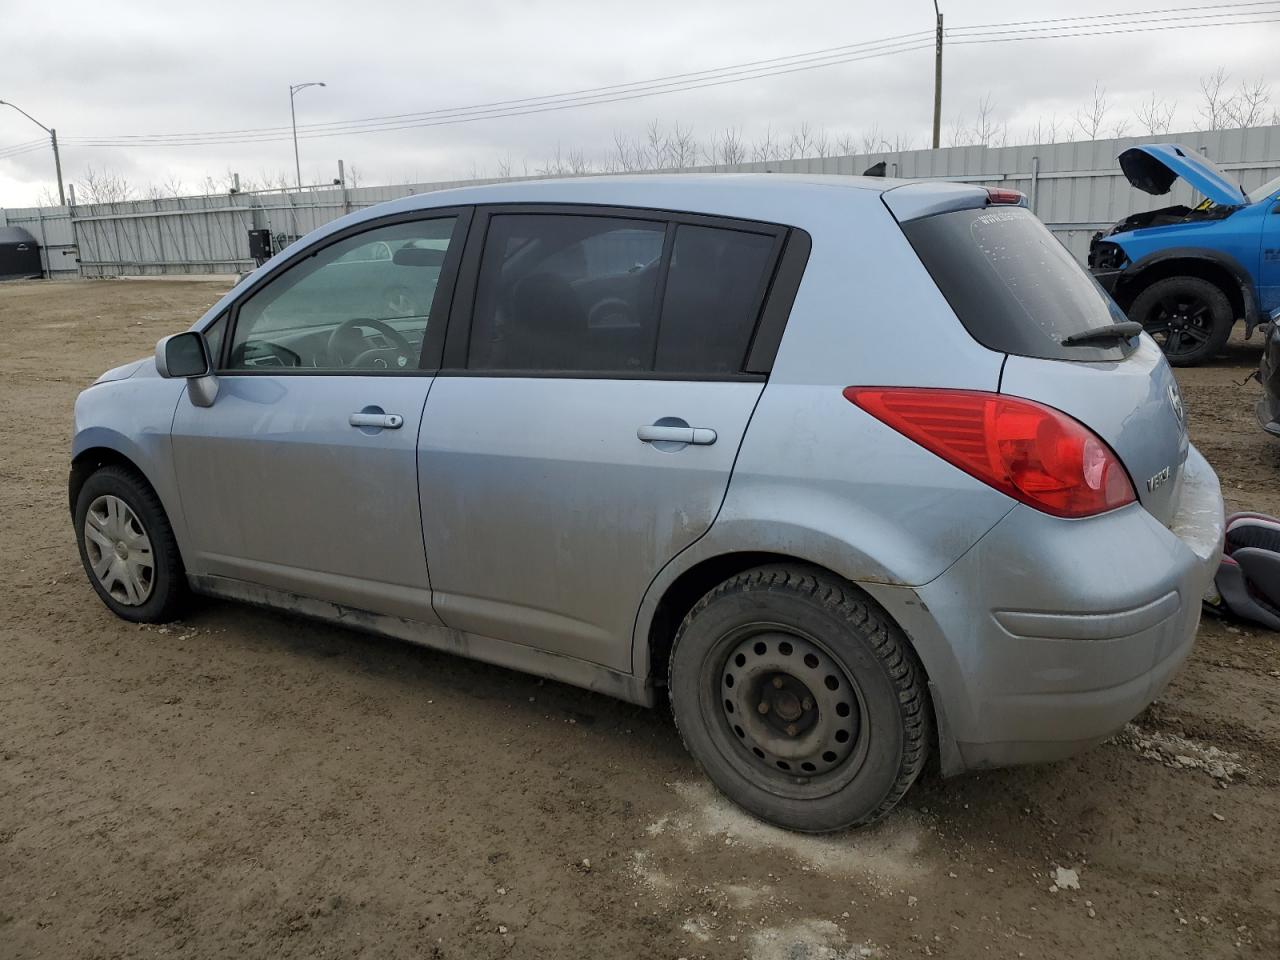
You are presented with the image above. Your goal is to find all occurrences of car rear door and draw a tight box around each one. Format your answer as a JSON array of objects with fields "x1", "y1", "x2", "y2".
[
  {"x1": 170, "y1": 210, "x2": 469, "y2": 622},
  {"x1": 417, "y1": 206, "x2": 803, "y2": 671}
]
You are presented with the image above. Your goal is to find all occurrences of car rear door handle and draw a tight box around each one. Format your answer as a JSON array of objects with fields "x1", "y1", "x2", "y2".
[
  {"x1": 637, "y1": 424, "x2": 717, "y2": 445},
  {"x1": 349, "y1": 412, "x2": 403, "y2": 429}
]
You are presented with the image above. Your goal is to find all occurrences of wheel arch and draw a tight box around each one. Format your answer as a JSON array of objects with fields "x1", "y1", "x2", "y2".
[
  {"x1": 68, "y1": 436, "x2": 189, "y2": 572},
  {"x1": 635, "y1": 547, "x2": 954, "y2": 773},
  {"x1": 1115, "y1": 248, "x2": 1257, "y2": 329}
]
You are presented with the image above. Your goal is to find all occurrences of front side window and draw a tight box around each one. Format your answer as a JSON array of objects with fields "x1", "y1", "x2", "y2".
[
  {"x1": 227, "y1": 217, "x2": 457, "y2": 372},
  {"x1": 467, "y1": 214, "x2": 666, "y2": 373}
]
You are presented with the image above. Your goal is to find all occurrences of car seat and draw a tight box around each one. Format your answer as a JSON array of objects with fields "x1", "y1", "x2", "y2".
[{"x1": 1212, "y1": 512, "x2": 1280, "y2": 630}]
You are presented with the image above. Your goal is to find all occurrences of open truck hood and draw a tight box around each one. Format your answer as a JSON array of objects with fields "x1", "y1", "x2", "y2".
[{"x1": 1118, "y1": 144, "x2": 1247, "y2": 207}]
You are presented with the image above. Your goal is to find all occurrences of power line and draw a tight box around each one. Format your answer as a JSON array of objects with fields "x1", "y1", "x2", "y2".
[
  {"x1": 952, "y1": 0, "x2": 1279, "y2": 31},
  {"x1": 65, "y1": 36, "x2": 936, "y2": 146},
  {"x1": 951, "y1": 14, "x2": 1280, "y2": 44},
  {"x1": 0, "y1": 140, "x2": 48, "y2": 160},
  {"x1": 949, "y1": 4, "x2": 1280, "y2": 37},
  {"x1": 66, "y1": 30, "x2": 936, "y2": 143}
]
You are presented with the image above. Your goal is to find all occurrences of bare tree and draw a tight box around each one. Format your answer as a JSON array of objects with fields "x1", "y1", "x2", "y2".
[
  {"x1": 564, "y1": 147, "x2": 592, "y2": 175},
  {"x1": 785, "y1": 122, "x2": 815, "y2": 160},
  {"x1": 1135, "y1": 92, "x2": 1176, "y2": 135},
  {"x1": 644, "y1": 119, "x2": 669, "y2": 169},
  {"x1": 946, "y1": 114, "x2": 973, "y2": 148},
  {"x1": 810, "y1": 125, "x2": 831, "y2": 158},
  {"x1": 1225, "y1": 76, "x2": 1272, "y2": 128},
  {"x1": 495, "y1": 156, "x2": 512, "y2": 179},
  {"x1": 706, "y1": 127, "x2": 746, "y2": 166},
  {"x1": 77, "y1": 166, "x2": 137, "y2": 204},
  {"x1": 1197, "y1": 68, "x2": 1234, "y2": 130},
  {"x1": 860, "y1": 124, "x2": 884, "y2": 154},
  {"x1": 1026, "y1": 113, "x2": 1063, "y2": 145},
  {"x1": 667, "y1": 122, "x2": 700, "y2": 169},
  {"x1": 750, "y1": 125, "x2": 781, "y2": 163},
  {"x1": 972, "y1": 94, "x2": 999, "y2": 146},
  {"x1": 345, "y1": 164, "x2": 362, "y2": 188},
  {"x1": 1073, "y1": 83, "x2": 1110, "y2": 141},
  {"x1": 835, "y1": 132, "x2": 858, "y2": 155},
  {"x1": 1111, "y1": 118, "x2": 1132, "y2": 139}
]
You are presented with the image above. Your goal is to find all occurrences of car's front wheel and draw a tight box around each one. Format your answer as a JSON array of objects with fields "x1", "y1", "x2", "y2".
[
  {"x1": 1130, "y1": 275, "x2": 1233, "y2": 367},
  {"x1": 668, "y1": 565, "x2": 931, "y2": 833},
  {"x1": 74, "y1": 465, "x2": 187, "y2": 622}
]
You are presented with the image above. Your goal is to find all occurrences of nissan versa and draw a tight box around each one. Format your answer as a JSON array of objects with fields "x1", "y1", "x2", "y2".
[{"x1": 70, "y1": 175, "x2": 1224, "y2": 832}]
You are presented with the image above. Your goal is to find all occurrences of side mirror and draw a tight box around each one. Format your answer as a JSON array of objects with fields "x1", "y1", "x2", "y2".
[
  {"x1": 156, "y1": 331, "x2": 211, "y2": 378},
  {"x1": 155, "y1": 332, "x2": 218, "y2": 407}
]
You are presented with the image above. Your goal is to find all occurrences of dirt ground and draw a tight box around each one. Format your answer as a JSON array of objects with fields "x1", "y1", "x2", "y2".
[{"x1": 1, "y1": 278, "x2": 1278, "y2": 960}]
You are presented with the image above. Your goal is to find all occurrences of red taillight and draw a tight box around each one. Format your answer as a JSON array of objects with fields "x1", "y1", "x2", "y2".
[
  {"x1": 985, "y1": 187, "x2": 1025, "y2": 205},
  {"x1": 842, "y1": 387, "x2": 1136, "y2": 519}
]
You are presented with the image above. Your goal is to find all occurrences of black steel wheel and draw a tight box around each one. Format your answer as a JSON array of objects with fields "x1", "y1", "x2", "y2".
[
  {"x1": 669, "y1": 565, "x2": 931, "y2": 833},
  {"x1": 1130, "y1": 275, "x2": 1233, "y2": 367}
]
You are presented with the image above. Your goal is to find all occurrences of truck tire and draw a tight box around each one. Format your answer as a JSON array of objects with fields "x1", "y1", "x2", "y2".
[{"x1": 1130, "y1": 275, "x2": 1233, "y2": 367}]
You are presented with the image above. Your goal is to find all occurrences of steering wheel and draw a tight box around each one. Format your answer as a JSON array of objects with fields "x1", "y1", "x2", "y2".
[
  {"x1": 587, "y1": 297, "x2": 636, "y2": 329},
  {"x1": 326, "y1": 317, "x2": 416, "y2": 370}
]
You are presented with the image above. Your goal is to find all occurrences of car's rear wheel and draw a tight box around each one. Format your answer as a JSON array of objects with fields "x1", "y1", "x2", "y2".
[
  {"x1": 668, "y1": 565, "x2": 931, "y2": 833},
  {"x1": 1130, "y1": 276, "x2": 1233, "y2": 366},
  {"x1": 74, "y1": 465, "x2": 187, "y2": 623}
]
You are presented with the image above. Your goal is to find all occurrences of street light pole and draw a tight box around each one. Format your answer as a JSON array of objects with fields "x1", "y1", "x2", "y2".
[
  {"x1": 931, "y1": 2, "x2": 943, "y2": 150},
  {"x1": 0, "y1": 99, "x2": 66, "y2": 204},
  {"x1": 289, "y1": 82, "x2": 326, "y2": 190}
]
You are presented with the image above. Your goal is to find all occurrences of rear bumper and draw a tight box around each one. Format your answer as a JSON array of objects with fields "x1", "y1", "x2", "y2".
[{"x1": 864, "y1": 444, "x2": 1224, "y2": 775}]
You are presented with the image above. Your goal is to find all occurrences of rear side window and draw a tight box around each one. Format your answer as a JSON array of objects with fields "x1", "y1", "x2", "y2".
[
  {"x1": 466, "y1": 212, "x2": 784, "y2": 376},
  {"x1": 468, "y1": 214, "x2": 665, "y2": 373},
  {"x1": 656, "y1": 225, "x2": 777, "y2": 374},
  {"x1": 900, "y1": 206, "x2": 1132, "y2": 361}
]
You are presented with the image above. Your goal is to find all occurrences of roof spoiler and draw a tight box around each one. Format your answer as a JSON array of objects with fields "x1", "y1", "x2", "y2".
[{"x1": 881, "y1": 181, "x2": 1025, "y2": 223}]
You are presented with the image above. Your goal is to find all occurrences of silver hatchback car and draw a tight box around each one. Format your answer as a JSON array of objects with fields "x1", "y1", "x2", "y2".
[{"x1": 71, "y1": 175, "x2": 1224, "y2": 832}]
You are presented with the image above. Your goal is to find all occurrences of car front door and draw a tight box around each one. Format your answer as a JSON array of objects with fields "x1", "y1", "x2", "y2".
[
  {"x1": 418, "y1": 207, "x2": 796, "y2": 671},
  {"x1": 171, "y1": 210, "x2": 469, "y2": 623}
]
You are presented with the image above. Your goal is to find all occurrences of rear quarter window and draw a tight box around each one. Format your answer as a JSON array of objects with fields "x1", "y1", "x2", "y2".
[{"x1": 900, "y1": 206, "x2": 1133, "y2": 361}]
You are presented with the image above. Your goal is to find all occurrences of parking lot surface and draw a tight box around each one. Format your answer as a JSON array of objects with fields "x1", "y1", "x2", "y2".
[{"x1": 2, "y1": 279, "x2": 1278, "y2": 958}]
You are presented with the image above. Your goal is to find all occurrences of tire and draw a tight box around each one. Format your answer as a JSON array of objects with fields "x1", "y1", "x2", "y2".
[
  {"x1": 668, "y1": 565, "x2": 931, "y2": 833},
  {"x1": 1129, "y1": 275, "x2": 1233, "y2": 367},
  {"x1": 73, "y1": 464, "x2": 187, "y2": 623}
]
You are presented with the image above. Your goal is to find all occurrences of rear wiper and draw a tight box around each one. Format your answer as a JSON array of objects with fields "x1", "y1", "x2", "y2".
[{"x1": 1061, "y1": 321, "x2": 1144, "y2": 346}]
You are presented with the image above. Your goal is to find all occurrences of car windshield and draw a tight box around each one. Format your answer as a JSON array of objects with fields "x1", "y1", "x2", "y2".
[{"x1": 1249, "y1": 172, "x2": 1280, "y2": 202}]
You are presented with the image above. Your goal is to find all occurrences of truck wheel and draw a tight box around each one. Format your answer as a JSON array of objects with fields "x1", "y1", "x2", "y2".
[
  {"x1": 668, "y1": 565, "x2": 931, "y2": 833},
  {"x1": 74, "y1": 465, "x2": 187, "y2": 623},
  {"x1": 1130, "y1": 276, "x2": 1233, "y2": 366}
]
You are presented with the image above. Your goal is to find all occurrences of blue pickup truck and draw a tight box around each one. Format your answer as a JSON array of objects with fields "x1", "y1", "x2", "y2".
[{"x1": 1089, "y1": 143, "x2": 1280, "y2": 366}]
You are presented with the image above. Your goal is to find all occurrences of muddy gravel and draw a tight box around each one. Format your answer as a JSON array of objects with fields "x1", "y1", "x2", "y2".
[{"x1": 1, "y1": 278, "x2": 1278, "y2": 959}]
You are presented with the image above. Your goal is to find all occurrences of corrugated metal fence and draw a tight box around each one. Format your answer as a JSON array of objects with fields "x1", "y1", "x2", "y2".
[{"x1": 2, "y1": 123, "x2": 1277, "y2": 279}]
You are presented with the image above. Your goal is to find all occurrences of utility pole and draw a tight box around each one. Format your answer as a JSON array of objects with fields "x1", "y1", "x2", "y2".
[
  {"x1": 931, "y1": 2, "x2": 943, "y2": 150},
  {"x1": 0, "y1": 99, "x2": 66, "y2": 204},
  {"x1": 288, "y1": 81, "x2": 327, "y2": 190}
]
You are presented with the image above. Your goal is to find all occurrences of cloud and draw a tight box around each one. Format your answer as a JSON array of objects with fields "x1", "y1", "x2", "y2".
[{"x1": 1, "y1": 0, "x2": 1275, "y2": 205}]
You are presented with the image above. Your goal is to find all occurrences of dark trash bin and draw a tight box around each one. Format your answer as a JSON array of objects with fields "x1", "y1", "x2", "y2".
[{"x1": 0, "y1": 226, "x2": 42, "y2": 280}]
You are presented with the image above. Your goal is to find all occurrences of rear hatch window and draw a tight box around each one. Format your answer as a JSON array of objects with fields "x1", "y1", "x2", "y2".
[{"x1": 900, "y1": 205, "x2": 1132, "y2": 362}]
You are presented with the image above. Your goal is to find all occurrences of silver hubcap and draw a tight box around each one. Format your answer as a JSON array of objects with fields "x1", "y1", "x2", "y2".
[{"x1": 83, "y1": 495, "x2": 154, "y2": 606}]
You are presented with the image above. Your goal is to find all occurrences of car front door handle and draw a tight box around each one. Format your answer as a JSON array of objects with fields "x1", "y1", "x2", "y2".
[
  {"x1": 349, "y1": 412, "x2": 403, "y2": 429},
  {"x1": 637, "y1": 424, "x2": 717, "y2": 445}
]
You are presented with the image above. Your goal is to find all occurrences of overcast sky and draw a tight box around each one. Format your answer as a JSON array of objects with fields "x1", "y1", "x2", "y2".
[{"x1": 1, "y1": 0, "x2": 1276, "y2": 206}]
